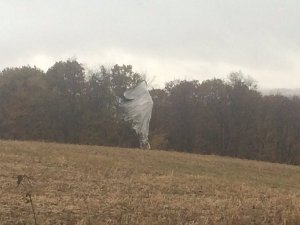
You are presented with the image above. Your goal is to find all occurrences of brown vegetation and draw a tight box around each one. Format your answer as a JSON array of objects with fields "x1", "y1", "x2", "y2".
[
  {"x1": 0, "y1": 140, "x2": 299, "y2": 224},
  {"x1": 1, "y1": 61, "x2": 300, "y2": 164}
]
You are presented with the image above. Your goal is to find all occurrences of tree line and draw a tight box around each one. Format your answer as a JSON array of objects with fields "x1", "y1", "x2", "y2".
[{"x1": 1, "y1": 60, "x2": 300, "y2": 165}]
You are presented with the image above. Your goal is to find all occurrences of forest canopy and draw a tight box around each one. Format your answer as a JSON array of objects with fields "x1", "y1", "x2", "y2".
[{"x1": 1, "y1": 60, "x2": 300, "y2": 165}]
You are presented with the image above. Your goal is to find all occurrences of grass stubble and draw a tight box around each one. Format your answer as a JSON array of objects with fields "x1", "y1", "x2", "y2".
[{"x1": 0, "y1": 140, "x2": 299, "y2": 225}]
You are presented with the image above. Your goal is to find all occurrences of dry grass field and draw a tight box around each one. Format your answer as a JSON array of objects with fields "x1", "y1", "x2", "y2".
[{"x1": 0, "y1": 140, "x2": 299, "y2": 225}]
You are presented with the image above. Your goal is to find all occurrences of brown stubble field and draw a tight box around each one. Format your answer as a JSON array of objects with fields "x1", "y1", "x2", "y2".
[{"x1": 0, "y1": 140, "x2": 299, "y2": 225}]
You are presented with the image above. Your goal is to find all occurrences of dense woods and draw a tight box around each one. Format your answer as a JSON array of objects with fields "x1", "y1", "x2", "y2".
[{"x1": 1, "y1": 60, "x2": 300, "y2": 165}]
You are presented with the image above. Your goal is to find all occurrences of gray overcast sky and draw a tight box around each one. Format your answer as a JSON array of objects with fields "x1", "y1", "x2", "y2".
[{"x1": 0, "y1": 0, "x2": 299, "y2": 88}]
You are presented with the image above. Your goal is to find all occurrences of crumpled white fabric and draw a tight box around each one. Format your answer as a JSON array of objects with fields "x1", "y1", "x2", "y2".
[{"x1": 121, "y1": 81, "x2": 153, "y2": 148}]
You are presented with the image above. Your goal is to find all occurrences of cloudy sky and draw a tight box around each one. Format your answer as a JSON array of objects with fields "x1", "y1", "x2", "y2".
[{"x1": 0, "y1": 0, "x2": 299, "y2": 89}]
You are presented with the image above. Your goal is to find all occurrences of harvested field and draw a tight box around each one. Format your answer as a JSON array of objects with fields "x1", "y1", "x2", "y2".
[{"x1": 0, "y1": 140, "x2": 299, "y2": 225}]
